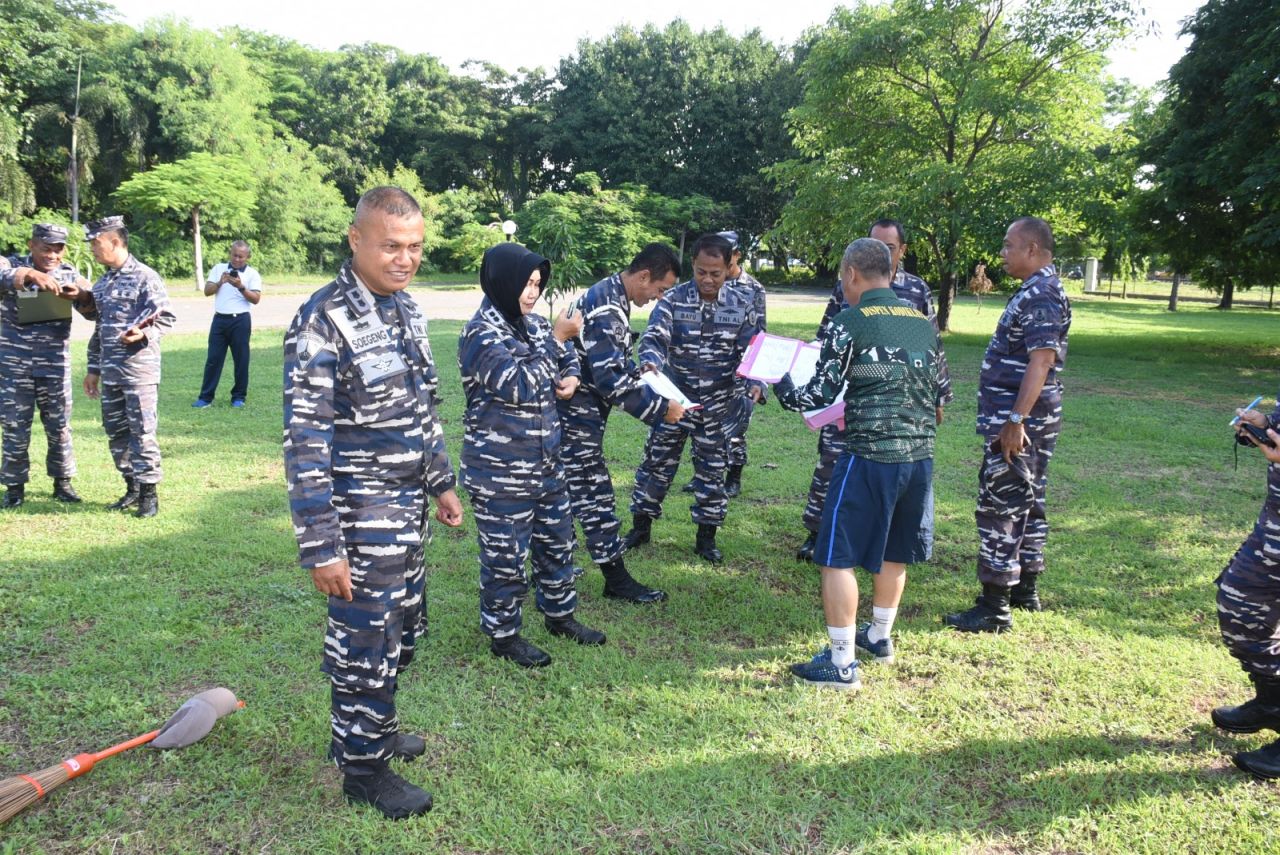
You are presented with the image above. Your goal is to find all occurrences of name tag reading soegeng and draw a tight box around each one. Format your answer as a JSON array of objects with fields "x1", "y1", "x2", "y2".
[{"x1": 328, "y1": 306, "x2": 390, "y2": 355}]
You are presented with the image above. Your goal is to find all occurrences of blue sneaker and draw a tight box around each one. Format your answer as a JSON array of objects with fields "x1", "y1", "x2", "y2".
[
  {"x1": 191, "y1": 399, "x2": 212, "y2": 409},
  {"x1": 855, "y1": 622, "x2": 895, "y2": 664},
  {"x1": 231, "y1": 399, "x2": 245, "y2": 409},
  {"x1": 790, "y1": 646, "x2": 860, "y2": 690}
]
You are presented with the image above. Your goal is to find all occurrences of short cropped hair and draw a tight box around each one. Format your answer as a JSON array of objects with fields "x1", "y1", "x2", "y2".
[
  {"x1": 840, "y1": 238, "x2": 893, "y2": 281},
  {"x1": 868, "y1": 219, "x2": 906, "y2": 244},
  {"x1": 627, "y1": 242, "x2": 681, "y2": 279},
  {"x1": 230, "y1": 239, "x2": 251, "y2": 255},
  {"x1": 355, "y1": 186, "x2": 422, "y2": 224},
  {"x1": 1011, "y1": 216, "x2": 1054, "y2": 252},
  {"x1": 690, "y1": 233, "x2": 733, "y2": 265}
]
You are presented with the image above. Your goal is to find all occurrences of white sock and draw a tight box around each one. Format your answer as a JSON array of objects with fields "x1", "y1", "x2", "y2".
[
  {"x1": 868, "y1": 606, "x2": 897, "y2": 644},
  {"x1": 827, "y1": 625, "x2": 855, "y2": 668}
]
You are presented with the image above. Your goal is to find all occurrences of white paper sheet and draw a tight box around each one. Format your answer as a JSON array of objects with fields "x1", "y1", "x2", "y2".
[
  {"x1": 641, "y1": 371, "x2": 701, "y2": 410},
  {"x1": 787, "y1": 343, "x2": 823, "y2": 387}
]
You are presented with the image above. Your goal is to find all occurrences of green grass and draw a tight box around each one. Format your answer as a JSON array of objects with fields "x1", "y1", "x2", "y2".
[{"x1": 2, "y1": 296, "x2": 1279, "y2": 853}]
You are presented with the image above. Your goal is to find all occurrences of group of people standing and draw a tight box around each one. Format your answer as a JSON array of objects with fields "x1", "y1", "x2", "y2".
[{"x1": 0, "y1": 217, "x2": 174, "y2": 518}]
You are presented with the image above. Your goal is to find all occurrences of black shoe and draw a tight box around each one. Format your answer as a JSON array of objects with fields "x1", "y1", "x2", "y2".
[
  {"x1": 51, "y1": 478, "x2": 82, "y2": 503},
  {"x1": 1213, "y1": 675, "x2": 1280, "y2": 734},
  {"x1": 135, "y1": 483, "x2": 158, "y2": 518},
  {"x1": 796, "y1": 531, "x2": 817, "y2": 562},
  {"x1": 681, "y1": 481, "x2": 696, "y2": 493},
  {"x1": 695, "y1": 523, "x2": 723, "y2": 564},
  {"x1": 342, "y1": 765, "x2": 433, "y2": 819},
  {"x1": 1010, "y1": 573, "x2": 1042, "y2": 612},
  {"x1": 622, "y1": 514, "x2": 653, "y2": 551},
  {"x1": 2, "y1": 484, "x2": 24, "y2": 508},
  {"x1": 490, "y1": 634, "x2": 552, "y2": 668},
  {"x1": 600, "y1": 559, "x2": 668, "y2": 604},
  {"x1": 545, "y1": 615, "x2": 607, "y2": 646},
  {"x1": 944, "y1": 583, "x2": 1013, "y2": 633},
  {"x1": 389, "y1": 732, "x2": 426, "y2": 762},
  {"x1": 1233, "y1": 738, "x2": 1280, "y2": 781},
  {"x1": 724, "y1": 465, "x2": 743, "y2": 498},
  {"x1": 108, "y1": 478, "x2": 139, "y2": 511}
]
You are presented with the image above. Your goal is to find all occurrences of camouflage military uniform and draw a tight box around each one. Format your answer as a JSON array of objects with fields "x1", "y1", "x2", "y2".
[
  {"x1": 283, "y1": 261, "x2": 455, "y2": 773},
  {"x1": 1218, "y1": 398, "x2": 1280, "y2": 679},
  {"x1": 726, "y1": 270, "x2": 767, "y2": 469},
  {"x1": 802, "y1": 272, "x2": 954, "y2": 533},
  {"x1": 630, "y1": 280, "x2": 761, "y2": 527},
  {"x1": 88, "y1": 254, "x2": 174, "y2": 484},
  {"x1": 557, "y1": 274, "x2": 670, "y2": 565},
  {"x1": 460, "y1": 297, "x2": 581, "y2": 639},
  {"x1": 975, "y1": 264, "x2": 1071, "y2": 585},
  {"x1": 0, "y1": 256, "x2": 83, "y2": 488}
]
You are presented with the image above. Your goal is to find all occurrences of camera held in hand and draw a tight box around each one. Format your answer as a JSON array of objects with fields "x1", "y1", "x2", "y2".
[{"x1": 1236, "y1": 421, "x2": 1276, "y2": 449}]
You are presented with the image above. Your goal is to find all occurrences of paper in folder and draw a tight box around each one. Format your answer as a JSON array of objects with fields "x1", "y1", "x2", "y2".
[
  {"x1": 15, "y1": 289, "x2": 74, "y2": 324},
  {"x1": 737, "y1": 332, "x2": 823, "y2": 384}
]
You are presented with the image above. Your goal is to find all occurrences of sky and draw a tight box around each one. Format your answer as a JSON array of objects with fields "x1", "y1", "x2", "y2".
[{"x1": 106, "y1": 0, "x2": 1205, "y2": 88}]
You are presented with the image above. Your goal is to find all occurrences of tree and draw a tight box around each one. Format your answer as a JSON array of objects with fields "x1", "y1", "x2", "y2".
[
  {"x1": 550, "y1": 21, "x2": 800, "y2": 242},
  {"x1": 773, "y1": 0, "x2": 1139, "y2": 329},
  {"x1": 113, "y1": 153, "x2": 255, "y2": 287},
  {"x1": 1138, "y1": 0, "x2": 1280, "y2": 309}
]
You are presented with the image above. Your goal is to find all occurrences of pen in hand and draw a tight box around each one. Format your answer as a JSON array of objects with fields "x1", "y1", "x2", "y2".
[{"x1": 1231, "y1": 396, "x2": 1264, "y2": 426}]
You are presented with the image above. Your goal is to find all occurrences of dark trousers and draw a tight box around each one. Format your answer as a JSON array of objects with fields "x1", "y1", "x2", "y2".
[{"x1": 198, "y1": 312, "x2": 251, "y2": 402}]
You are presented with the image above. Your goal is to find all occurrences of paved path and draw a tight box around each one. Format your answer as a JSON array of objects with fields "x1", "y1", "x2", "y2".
[{"x1": 68, "y1": 284, "x2": 832, "y2": 341}]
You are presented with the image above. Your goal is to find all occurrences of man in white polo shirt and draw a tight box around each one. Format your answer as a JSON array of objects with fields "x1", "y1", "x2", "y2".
[{"x1": 194, "y1": 240, "x2": 261, "y2": 409}]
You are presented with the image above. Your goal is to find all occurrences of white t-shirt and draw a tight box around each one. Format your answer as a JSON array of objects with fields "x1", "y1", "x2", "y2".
[{"x1": 208, "y1": 262, "x2": 262, "y2": 315}]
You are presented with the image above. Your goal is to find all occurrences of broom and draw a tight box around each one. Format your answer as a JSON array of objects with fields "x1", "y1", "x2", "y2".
[{"x1": 0, "y1": 687, "x2": 244, "y2": 824}]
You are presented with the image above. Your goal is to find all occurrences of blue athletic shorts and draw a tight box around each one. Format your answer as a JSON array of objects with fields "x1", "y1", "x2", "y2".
[{"x1": 815, "y1": 454, "x2": 934, "y2": 573}]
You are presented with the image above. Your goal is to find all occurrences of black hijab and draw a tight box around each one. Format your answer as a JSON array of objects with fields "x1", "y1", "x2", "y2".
[{"x1": 480, "y1": 242, "x2": 551, "y2": 332}]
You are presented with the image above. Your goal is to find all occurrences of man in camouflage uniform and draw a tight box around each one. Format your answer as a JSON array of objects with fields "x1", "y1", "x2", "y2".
[
  {"x1": 945, "y1": 216, "x2": 1071, "y2": 633},
  {"x1": 82, "y1": 217, "x2": 175, "y2": 518},
  {"x1": 283, "y1": 187, "x2": 462, "y2": 820},
  {"x1": 1212, "y1": 401, "x2": 1280, "y2": 780},
  {"x1": 0, "y1": 223, "x2": 94, "y2": 508},
  {"x1": 797, "y1": 220, "x2": 953, "y2": 561},
  {"x1": 775, "y1": 237, "x2": 941, "y2": 689},
  {"x1": 460, "y1": 242, "x2": 606, "y2": 668},
  {"x1": 558, "y1": 243, "x2": 684, "y2": 603},
  {"x1": 623, "y1": 234, "x2": 762, "y2": 564}
]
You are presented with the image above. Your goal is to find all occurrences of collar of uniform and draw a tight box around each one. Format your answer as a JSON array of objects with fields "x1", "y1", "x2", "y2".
[
  {"x1": 478, "y1": 295, "x2": 527, "y2": 334},
  {"x1": 337, "y1": 261, "x2": 379, "y2": 318},
  {"x1": 606, "y1": 273, "x2": 630, "y2": 316},
  {"x1": 856, "y1": 286, "x2": 901, "y2": 308},
  {"x1": 1019, "y1": 264, "x2": 1057, "y2": 291},
  {"x1": 109, "y1": 254, "x2": 139, "y2": 275}
]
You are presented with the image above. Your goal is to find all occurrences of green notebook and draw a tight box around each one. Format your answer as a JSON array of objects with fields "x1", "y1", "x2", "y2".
[{"x1": 15, "y1": 289, "x2": 74, "y2": 324}]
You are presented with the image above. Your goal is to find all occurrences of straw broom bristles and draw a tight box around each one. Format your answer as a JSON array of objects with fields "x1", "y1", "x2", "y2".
[{"x1": 0, "y1": 729, "x2": 159, "y2": 824}]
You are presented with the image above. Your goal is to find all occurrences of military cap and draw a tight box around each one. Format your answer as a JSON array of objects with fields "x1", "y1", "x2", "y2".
[
  {"x1": 83, "y1": 215, "x2": 126, "y2": 240},
  {"x1": 978, "y1": 440, "x2": 1036, "y2": 515},
  {"x1": 716, "y1": 230, "x2": 740, "y2": 251},
  {"x1": 32, "y1": 223, "x2": 69, "y2": 244}
]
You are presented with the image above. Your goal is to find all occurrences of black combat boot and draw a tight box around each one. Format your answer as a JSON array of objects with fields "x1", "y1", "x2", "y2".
[
  {"x1": 1010, "y1": 572, "x2": 1042, "y2": 612},
  {"x1": 51, "y1": 478, "x2": 82, "y2": 503},
  {"x1": 695, "y1": 523, "x2": 723, "y2": 564},
  {"x1": 796, "y1": 530, "x2": 817, "y2": 562},
  {"x1": 724, "y1": 464, "x2": 744, "y2": 498},
  {"x1": 1233, "y1": 738, "x2": 1280, "y2": 781},
  {"x1": 490, "y1": 634, "x2": 552, "y2": 668},
  {"x1": 944, "y1": 583, "x2": 1013, "y2": 633},
  {"x1": 545, "y1": 615, "x2": 607, "y2": 645},
  {"x1": 135, "y1": 483, "x2": 158, "y2": 518},
  {"x1": 342, "y1": 764, "x2": 433, "y2": 819},
  {"x1": 601, "y1": 558, "x2": 667, "y2": 604},
  {"x1": 389, "y1": 732, "x2": 426, "y2": 762},
  {"x1": 1213, "y1": 674, "x2": 1280, "y2": 734},
  {"x1": 2, "y1": 484, "x2": 24, "y2": 508},
  {"x1": 108, "y1": 478, "x2": 139, "y2": 511},
  {"x1": 622, "y1": 513, "x2": 653, "y2": 550}
]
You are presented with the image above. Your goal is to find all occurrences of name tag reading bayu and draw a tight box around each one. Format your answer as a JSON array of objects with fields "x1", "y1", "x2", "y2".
[
  {"x1": 356, "y1": 351, "x2": 408, "y2": 385},
  {"x1": 674, "y1": 309, "x2": 699, "y2": 323},
  {"x1": 328, "y1": 305, "x2": 390, "y2": 355}
]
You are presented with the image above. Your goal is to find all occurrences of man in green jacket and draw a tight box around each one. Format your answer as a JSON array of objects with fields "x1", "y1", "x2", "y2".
[{"x1": 774, "y1": 237, "x2": 941, "y2": 690}]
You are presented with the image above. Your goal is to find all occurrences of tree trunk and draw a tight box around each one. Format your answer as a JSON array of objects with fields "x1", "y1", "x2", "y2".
[
  {"x1": 191, "y1": 204, "x2": 204, "y2": 291},
  {"x1": 1219, "y1": 279, "x2": 1235, "y2": 309},
  {"x1": 1167, "y1": 273, "x2": 1181, "y2": 312}
]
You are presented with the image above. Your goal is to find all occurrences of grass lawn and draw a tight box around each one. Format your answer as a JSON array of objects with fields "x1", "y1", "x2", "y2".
[{"x1": 1, "y1": 296, "x2": 1279, "y2": 853}]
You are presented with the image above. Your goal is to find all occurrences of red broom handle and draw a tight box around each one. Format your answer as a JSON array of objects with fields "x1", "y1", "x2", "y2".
[{"x1": 60, "y1": 730, "x2": 160, "y2": 780}]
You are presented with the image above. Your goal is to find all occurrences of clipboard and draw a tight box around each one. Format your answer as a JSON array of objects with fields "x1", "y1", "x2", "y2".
[{"x1": 15, "y1": 289, "x2": 74, "y2": 324}]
